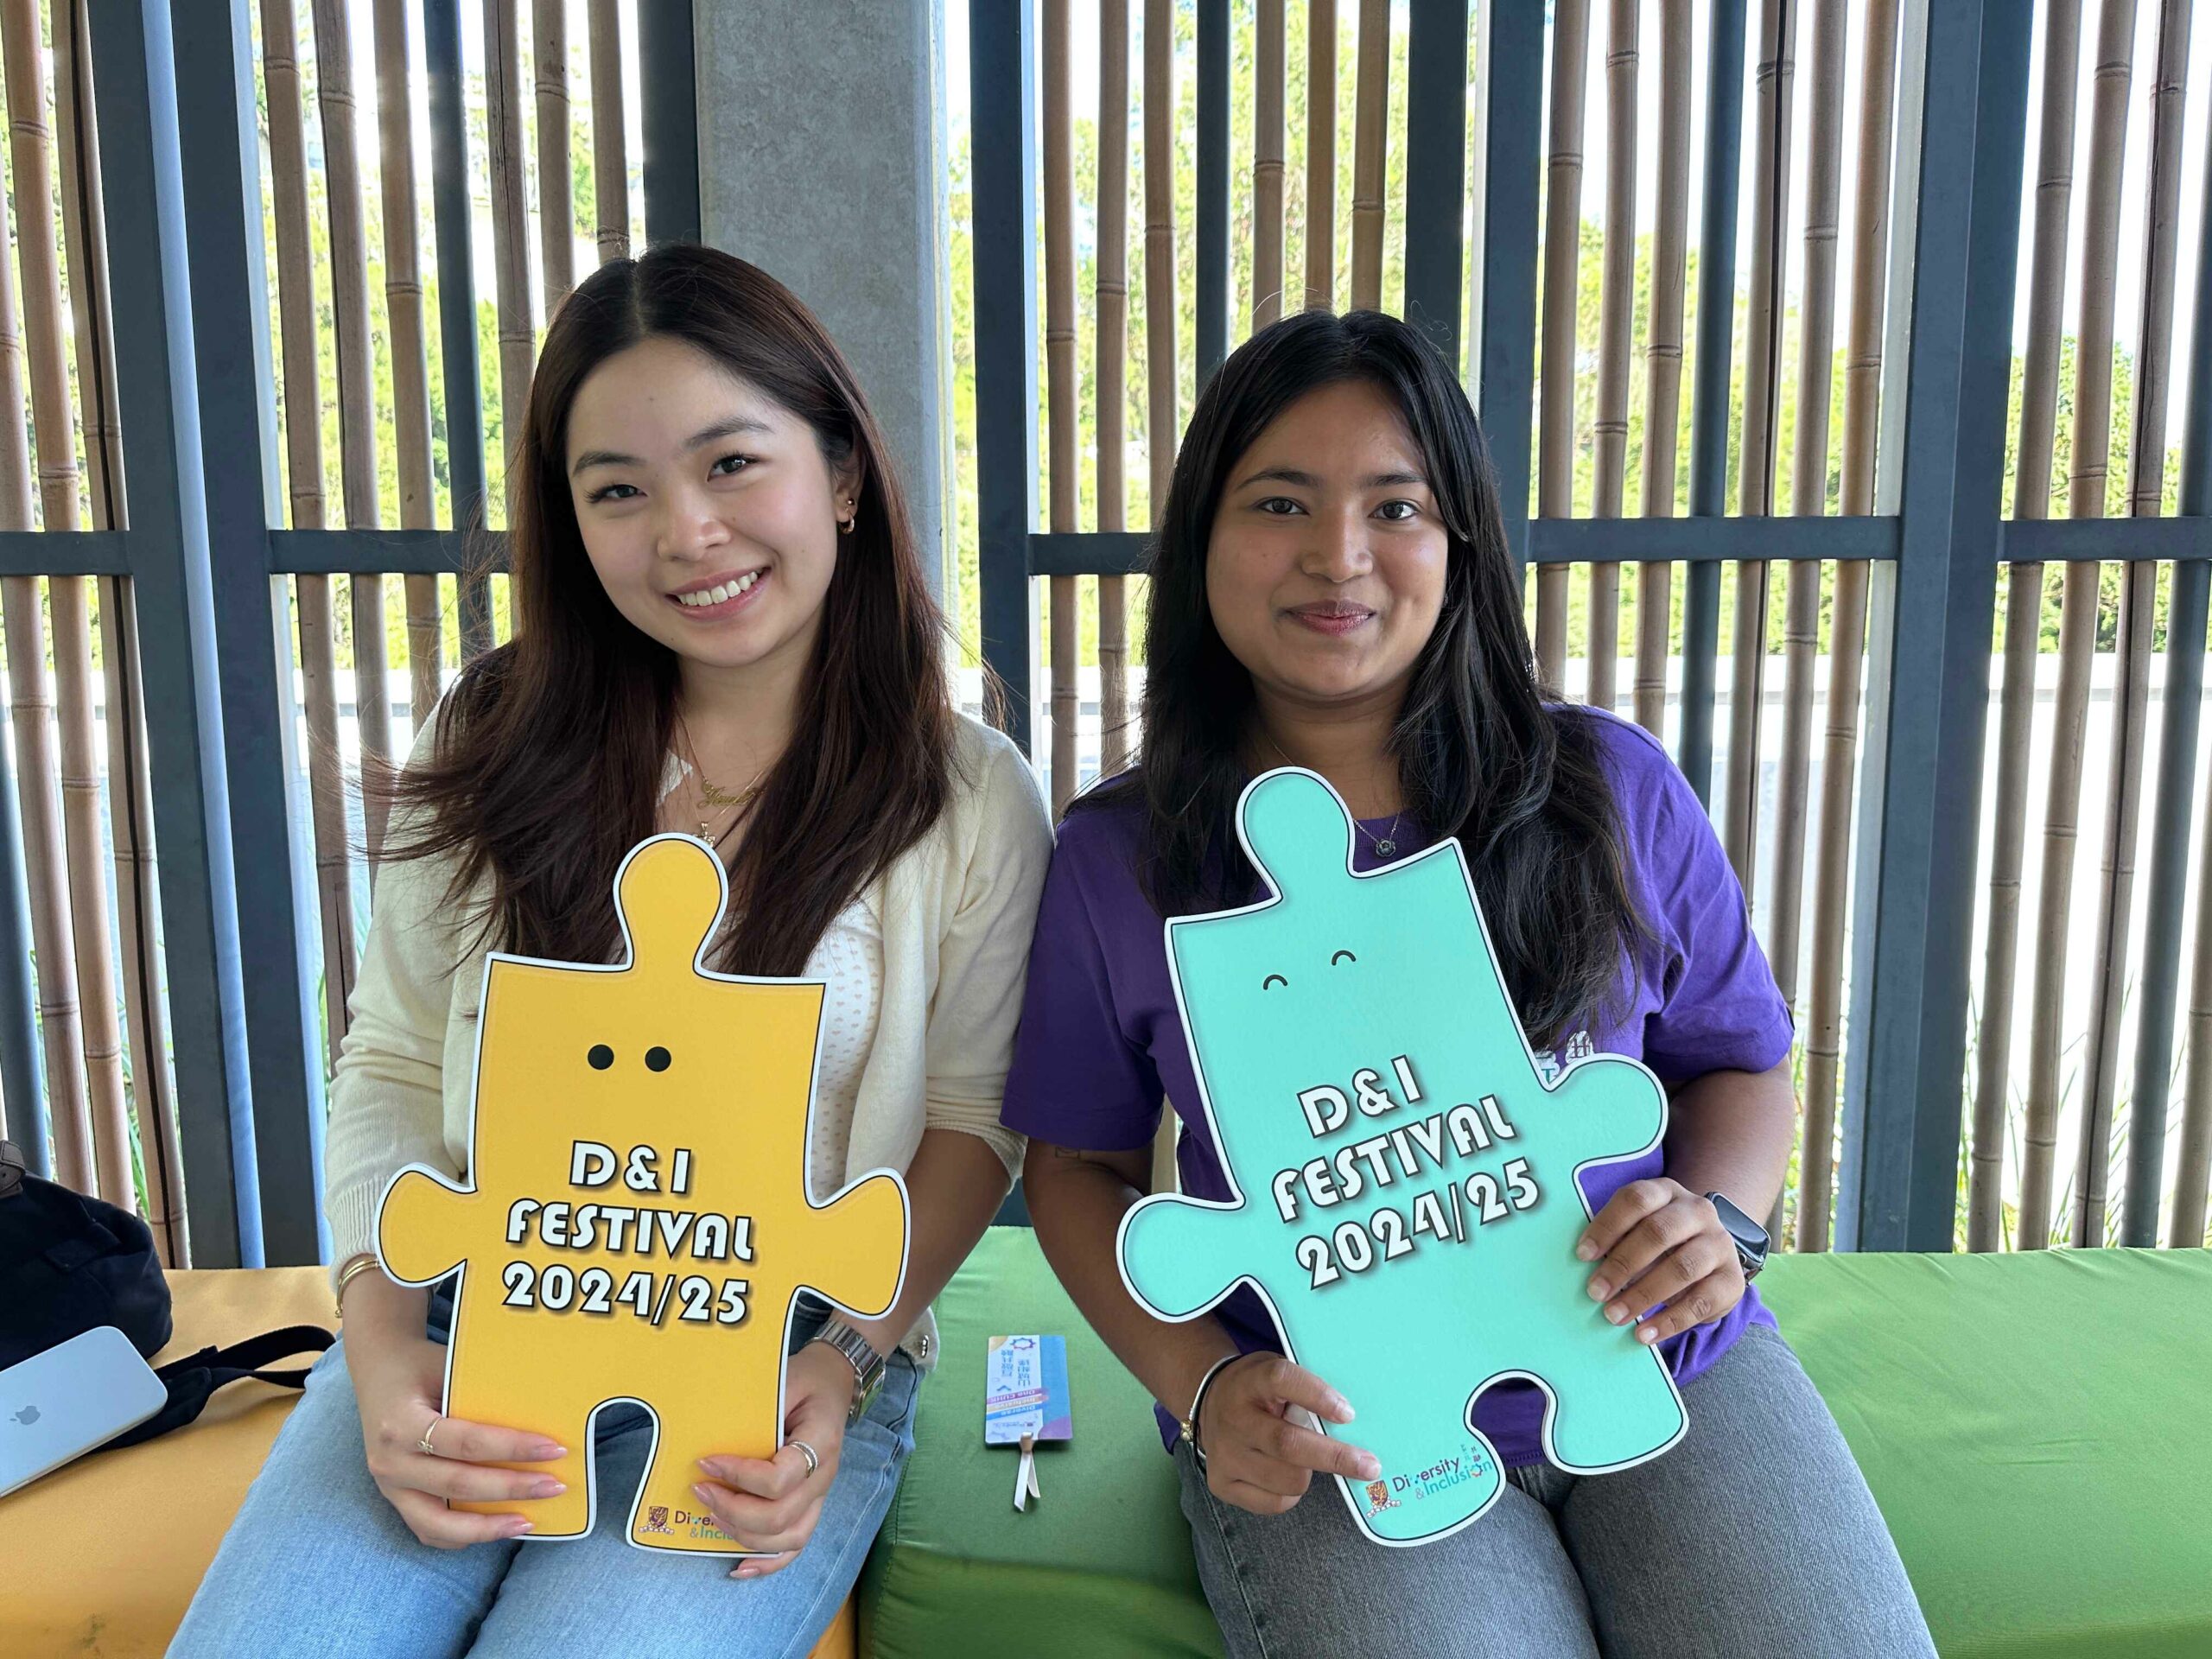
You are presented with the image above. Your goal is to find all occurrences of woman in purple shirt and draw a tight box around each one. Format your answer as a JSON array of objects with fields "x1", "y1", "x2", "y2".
[{"x1": 1001, "y1": 310, "x2": 1932, "y2": 1657}]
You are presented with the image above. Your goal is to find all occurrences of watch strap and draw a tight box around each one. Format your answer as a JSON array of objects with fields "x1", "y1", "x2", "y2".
[
  {"x1": 812, "y1": 1318, "x2": 887, "y2": 1420},
  {"x1": 1704, "y1": 1191, "x2": 1770, "y2": 1280}
]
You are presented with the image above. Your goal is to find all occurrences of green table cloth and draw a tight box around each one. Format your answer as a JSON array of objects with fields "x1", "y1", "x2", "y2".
[{"x1": 862, "y1": 1229, "x2": 2212, "y2": 1657}]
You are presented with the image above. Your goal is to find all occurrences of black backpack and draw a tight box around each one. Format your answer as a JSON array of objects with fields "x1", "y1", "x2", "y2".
[{"x1": 0, "y1": 1139, "x2": 333, "y2": 1449}]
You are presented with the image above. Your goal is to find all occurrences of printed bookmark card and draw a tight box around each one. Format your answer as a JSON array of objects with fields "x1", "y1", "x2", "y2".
[
  {"x1": 985, "y1": 1334, "x2": 1071, "y2": 1443},
  {"x1": 986, "y1": 1334, "x2": 1071, "y2": 1510}
]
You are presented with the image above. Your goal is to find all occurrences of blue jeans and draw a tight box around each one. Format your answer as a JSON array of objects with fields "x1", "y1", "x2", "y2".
[
  {"x1": 171, "y1": 1293, "x2": 918, "y2": 1657},
  {"x1": 1176, "y1": 1324, "x2": 1936, "y2": 1658}
]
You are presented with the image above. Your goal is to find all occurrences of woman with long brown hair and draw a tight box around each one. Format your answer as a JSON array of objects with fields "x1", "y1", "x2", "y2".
[{"x1": 175, "y1": 245, "x2": 1050, "y2": 1656}]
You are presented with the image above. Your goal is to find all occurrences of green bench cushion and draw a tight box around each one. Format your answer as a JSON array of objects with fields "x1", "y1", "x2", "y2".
[
  {"x1": 858, "y1": 1227, "x2": 1221, "y2": 1657},
  {"x1": 1758, "y1": 1247, "x2": 2212, "y2": 1659},
  {"x1": 863, "y1": 1230, "x2": 2212, "y2": 1658}
]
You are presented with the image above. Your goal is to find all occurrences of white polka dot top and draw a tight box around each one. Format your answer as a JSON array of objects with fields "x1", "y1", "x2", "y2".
[
  {"x1": 663, "y1": 749, "x2": 885, "y2": 1202},
  {"x1": 798, "y1": 898, "x2": 884, "y2": 1201}
]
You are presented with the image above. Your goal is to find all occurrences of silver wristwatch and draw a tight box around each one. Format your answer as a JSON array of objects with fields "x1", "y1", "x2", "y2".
[{"x1": 810, "y1": 1318, "x2": 887, "y2": 1421}]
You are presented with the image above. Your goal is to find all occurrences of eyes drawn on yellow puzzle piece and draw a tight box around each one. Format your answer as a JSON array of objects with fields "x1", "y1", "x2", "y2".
[{"x1": 374, "y1": 833, "x2": 912, "y2": 1555}]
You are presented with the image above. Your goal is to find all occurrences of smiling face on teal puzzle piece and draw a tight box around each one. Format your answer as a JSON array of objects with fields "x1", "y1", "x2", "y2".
[{"x1": 1116, "y1": 768, "x2": 1688, "y2": 1546}]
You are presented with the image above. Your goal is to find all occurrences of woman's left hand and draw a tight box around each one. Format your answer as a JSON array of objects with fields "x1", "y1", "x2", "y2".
[
  {"x1": 1575, "y1": 1177, "x2": 1748, "y2": 1345},
  {"x1": 690, "y1": 1339, "x2": 858, "y2": 1579}
]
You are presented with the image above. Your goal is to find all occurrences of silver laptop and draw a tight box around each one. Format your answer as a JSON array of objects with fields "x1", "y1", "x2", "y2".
[{"x1": 0, "y1": 1324, "x2": 167, "y2": 1499}]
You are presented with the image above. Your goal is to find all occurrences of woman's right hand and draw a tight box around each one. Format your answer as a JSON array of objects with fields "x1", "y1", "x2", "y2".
[
  {"x1": 1195, "y1": 1352, "x2": 1382, "y2": 1516},
  {"x1": 343, "y1": 1295, "x2": 569, "y2": 1548}
]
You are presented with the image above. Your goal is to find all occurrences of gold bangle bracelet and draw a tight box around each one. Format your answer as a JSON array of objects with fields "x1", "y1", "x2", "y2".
[{"x1": 334, "y1": 1253, "x2": 382, "y2": 1320}]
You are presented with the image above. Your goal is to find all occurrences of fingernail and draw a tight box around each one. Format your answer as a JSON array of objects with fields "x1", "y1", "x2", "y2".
[
  {"x1": 729, "y1": 1565, "x2": 758, "y2": 1580},
  {"x1": 692, "y1": 1483, "x2": 715, "y2": 1504},
  {"x1": 1637, "y1": 1325, "x2": 1659, "y2": 1344},
  {"x1": 1574, "y1": 1240, "x2": 1599, "y2": 1262},
  {"x1": 504, "y1": 1519, "x2": 533, "y2": 1537},
  {"x1": 531, "y1": 1441, "x2": 567, "y2": 1460},
  {"x1": 1605, "y1": 1304, "x2": 1628, "y2": 1325},
  {"x1": 529, "y1": 1479, "x2": 565, "y2": 1498},
  {"x1": 1357, "y1": 1455, "x2": 1382, "y2": 1480},
  {"x1": 1587, "y1": 1278, "x2": 1611, "y2": 1301}
]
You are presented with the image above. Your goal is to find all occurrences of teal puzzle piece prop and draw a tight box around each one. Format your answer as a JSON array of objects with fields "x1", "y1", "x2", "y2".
[{"x1": 1118, "y1": 769, "x2": 1686, "y2": 1547}]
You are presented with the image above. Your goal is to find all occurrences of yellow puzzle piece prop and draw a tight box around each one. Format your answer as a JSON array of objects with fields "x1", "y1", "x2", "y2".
[{"x1": 376, "y1": 834, "x2": 911, "y2": 1555}]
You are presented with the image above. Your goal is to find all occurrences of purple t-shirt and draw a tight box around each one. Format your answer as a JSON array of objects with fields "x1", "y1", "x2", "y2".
[{"x1": 998, "y1": 709, "x2": 1796, "y2": 1465}]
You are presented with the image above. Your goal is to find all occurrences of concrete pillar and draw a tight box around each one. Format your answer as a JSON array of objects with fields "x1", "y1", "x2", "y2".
[{"x1": 695, "y1": 2, "x2": 956, "y2": 594}]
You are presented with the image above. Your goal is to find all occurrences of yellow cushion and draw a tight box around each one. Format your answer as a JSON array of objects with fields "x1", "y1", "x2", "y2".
[
  {"x1": 3, "y1": 1268, "x2": 329, "y2": 1656},
  {"x1": 0, "y1": 1268, "x2": 855, "y2": 1657}
]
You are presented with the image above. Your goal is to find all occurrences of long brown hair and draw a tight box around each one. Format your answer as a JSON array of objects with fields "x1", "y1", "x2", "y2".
[{"x1": 379, "y1": 245, "x2": 955, "y2": 976}]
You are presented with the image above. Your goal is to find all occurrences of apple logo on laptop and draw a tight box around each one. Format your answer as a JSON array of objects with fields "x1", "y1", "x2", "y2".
[{"x1": 10, "y1": 1405, "x2": 38, "y2": 1426}]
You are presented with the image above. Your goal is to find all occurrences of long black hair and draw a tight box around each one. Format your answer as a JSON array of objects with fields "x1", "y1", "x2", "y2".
[{"x1": 1078, "y1": 308, "x2": 1650, "y2": 1051}]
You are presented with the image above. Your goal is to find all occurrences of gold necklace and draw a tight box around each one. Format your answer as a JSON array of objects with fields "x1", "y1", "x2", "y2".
[
  {"x1": 690, "y1": 787, "x2": 756, "y2": 849},
  {"x1": 1261, "y1": 733, "x2": 1405, "y2": 857},
  {"x1": 675, "y1": 715, "x2": 766, "y2": 846}
]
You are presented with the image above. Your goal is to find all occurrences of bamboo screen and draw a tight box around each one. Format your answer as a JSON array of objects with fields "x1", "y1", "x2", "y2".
[
  {"x1": 1980, "y1": 0, "x2": 2211, "y2": 1253},
  {"x1": 0, "y1": 1, "x2": 179, "y2": 1257},
  {"x1": 0, "y1": 1, "x2": 650, "y2": 1264},
  {"x1": 946, "y1": 0, "x2": 2212, "y2": 1253},
  {"x1": 10, "y1": 2, "x2": 2212, "y2": 1269},
  {"x1": 249, "y1": 0, "x2": 645, "y2": 1080}
]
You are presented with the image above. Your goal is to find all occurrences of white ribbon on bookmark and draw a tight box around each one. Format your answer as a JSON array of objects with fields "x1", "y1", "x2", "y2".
[{"x1": 1014, "y1": 1431, "x2": 1042, "y2": 1510}]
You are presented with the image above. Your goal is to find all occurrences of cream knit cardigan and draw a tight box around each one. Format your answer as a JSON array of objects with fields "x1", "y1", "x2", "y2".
[{"x1": 321, "y1": 714, "x2": 1052, "y2": 1369}]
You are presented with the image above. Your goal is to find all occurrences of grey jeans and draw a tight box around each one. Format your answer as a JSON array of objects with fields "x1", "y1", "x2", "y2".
[{"x1": 1175, "y1": 1324, "x2": 1936, "y2": 1659}]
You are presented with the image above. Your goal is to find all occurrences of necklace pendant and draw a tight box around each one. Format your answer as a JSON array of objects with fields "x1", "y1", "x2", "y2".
[{"x1": 1375, "y1": 839, "x2": 1396, "y2": 857}]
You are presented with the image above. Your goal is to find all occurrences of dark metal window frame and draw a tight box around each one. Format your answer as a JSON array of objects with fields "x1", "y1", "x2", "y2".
[
  {"x1": 0, "y1": 0, "x2": 700, "y2": 1267},
  {"x1": 13, "y1": 3, "x2": 2208, "y2": 1263},
  {"x1": 962, "y1": 0, "x2": 2212, "y2": 1252}
]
